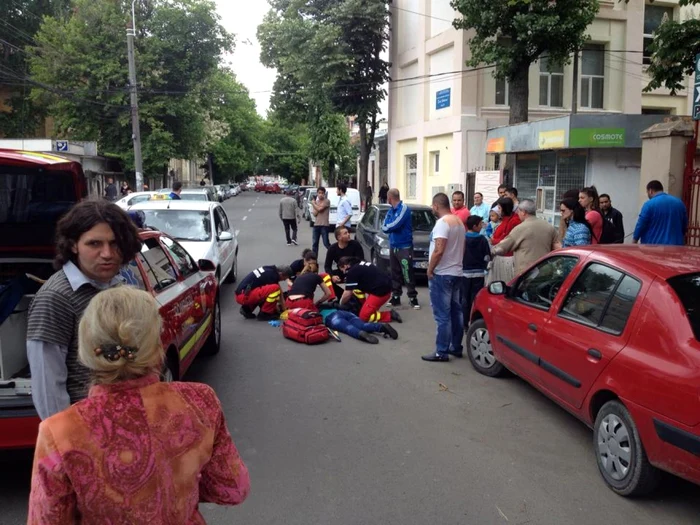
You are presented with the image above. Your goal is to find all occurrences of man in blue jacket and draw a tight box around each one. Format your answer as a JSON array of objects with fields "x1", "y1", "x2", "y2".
[
  {"x1": 382, "y1": 188, "x2": 420, "y2": 309},
  {"x1": 633, "y1": 180, "x2": 688, "y2": 245}
]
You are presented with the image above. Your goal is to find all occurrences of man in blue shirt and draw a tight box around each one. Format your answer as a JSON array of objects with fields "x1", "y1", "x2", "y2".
[
  {"x1": 336, "y1": 183, "x2": 353, "y2": 229},
  {"x1": 633, "y1": 180, "x2": 688, "y2": 246},
  {"x1": 469, "y1": 192, "x2": 490, "y2": 223},
  {"x1": 382, "y1": 188, "x2": 420, "y2": 309},
  {"x1": 169, "y1": 181, "x2": 183, "y2": 200}
]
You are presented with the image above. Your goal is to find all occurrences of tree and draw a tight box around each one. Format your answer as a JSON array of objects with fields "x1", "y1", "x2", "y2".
[
  {"x1": 451, "y1": 0, "x2": 599, "y2": 124},
  {"x1": 257, "y1": 0, "x2": 390, "y2": 194},
  {"x1": 26, "y1": 0, "x2": 233, "y2": 176},
  {"x1": 643, "y1": 0, "x2": 700, "y2": 94},
  {"x1": 308, "y1": 112, "x2": 353, "y2": 186},
  {"x1": 261, "y1": 115, "x2": 311, "y2": 184}
]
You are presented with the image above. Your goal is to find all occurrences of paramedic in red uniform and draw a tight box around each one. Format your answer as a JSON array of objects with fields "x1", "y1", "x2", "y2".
[
  {"x1": 289, "y1": 249, "x2": 336, "y2": 300},
  {"x1": 236, "y1": 265, "x2": 292, "y2": 321},
  {"x1": 285, "y1": 259, "x2": 332, "y2": 311},
  {"x1": 338, "y1": 257, "x2": 402, "y2": 324}
]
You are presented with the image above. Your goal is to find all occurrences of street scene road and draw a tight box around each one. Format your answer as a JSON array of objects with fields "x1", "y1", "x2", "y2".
[{"x1": 2, "y1": 191, "x2": 698, "y2": 524}]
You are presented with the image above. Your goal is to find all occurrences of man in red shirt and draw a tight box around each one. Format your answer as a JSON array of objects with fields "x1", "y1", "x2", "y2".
[{"x1": 450, "y1": 191, "x2": 470, "y2": 225}]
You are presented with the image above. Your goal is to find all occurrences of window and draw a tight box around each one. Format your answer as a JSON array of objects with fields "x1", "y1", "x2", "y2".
[
  {"x1": 430, "y1": 151, "x2": 440, "y2": 175},
  {"x1": 213, "y1": 207, "x2": 230, "y2": 237},
  {"x1": 411, "y1": 209, "x2": 436, "y2": 232},
  {"x1": 539, "y1": 56, "x2": 564, "y2": 107},
  {"x1": 406, "y1": 154, "x2": 417, "y2": 199},
  {"x1": 667, "y1": 273, "x2": 700, "y2": 341},
  {"x1": 140, "y1": 209, "x2": 212, "y2": 242},
  {"x1": 139, "y1": 238, "x2": 178, "y2": 291},
  {"x1": 580, "y1": 45, "x2": 605, "y2": 109},
  {"x1": 513, "y1": 256, "x2": 579, "y2": 310},
  {"x1": 161, "y1": 236, "x2": 197, "y2": 277},
  {"x1": 644, "y1": 5, "x2": 673, "y2": 65},
  {"x1": 216, "y1": 207, "x2": 231, "y2": 231},
  {"x1": 559, "y1": 264, "x2": 641, "y2": 334},
  {"x1": 362, "y1": 206, "x2": 376, "y2": 228},
  {"x1": 495, "y1": 77, "x2": 509, "y2": 106}
]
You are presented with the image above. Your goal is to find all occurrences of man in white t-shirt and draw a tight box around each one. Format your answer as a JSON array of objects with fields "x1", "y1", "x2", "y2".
[{"x1": 423, "y1": 193, "x2": 466, "y2": 362}]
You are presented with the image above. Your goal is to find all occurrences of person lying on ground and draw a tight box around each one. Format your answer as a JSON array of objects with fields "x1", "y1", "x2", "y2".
[{"x1": 320, "y1": 308, "x2": 398, "y2": 345}]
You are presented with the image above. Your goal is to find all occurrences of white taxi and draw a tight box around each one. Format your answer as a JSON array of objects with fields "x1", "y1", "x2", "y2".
[
  {"x1": 115, "y1": 191, "x2": 156, "y2": 209},
  {"x1": 129, "y1": 200, "x2": 239, "y2": 284}
]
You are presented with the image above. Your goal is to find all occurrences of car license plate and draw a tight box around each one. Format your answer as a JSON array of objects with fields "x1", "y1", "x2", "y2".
[{"x1": 414, "y1": 261, "x2": 428, "y2": 269}]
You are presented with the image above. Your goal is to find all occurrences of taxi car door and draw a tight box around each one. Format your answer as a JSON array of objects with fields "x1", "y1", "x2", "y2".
[{"x1": 214, "y1": 207, "x2": 235, "y2": 279}]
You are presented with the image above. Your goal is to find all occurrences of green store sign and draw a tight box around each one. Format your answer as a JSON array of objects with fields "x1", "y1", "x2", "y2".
[{"x1": 569, "y1": 128, "x2": 626, "y2": 148}]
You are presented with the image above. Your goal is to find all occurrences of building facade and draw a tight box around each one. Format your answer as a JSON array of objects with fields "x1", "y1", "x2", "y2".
[{"x1": 389, "y1": 0, "x2": 696, "y2": 205}]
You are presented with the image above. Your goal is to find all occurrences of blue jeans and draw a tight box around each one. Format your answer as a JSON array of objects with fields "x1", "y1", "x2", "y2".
[
  {"x1": 312, "y1": 225, "x2": 331, "y2": 256},
  {"x1": 429, "y1": 274, "x2": 464, "y2": 356},
  {"x1": 325, "y1": 310, "x2": 383, "y2": 339}
]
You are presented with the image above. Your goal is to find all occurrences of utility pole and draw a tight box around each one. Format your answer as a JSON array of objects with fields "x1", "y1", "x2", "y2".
[
  {"x1": 126, "y1": 0, "x2": 144, "y2": 191},
  {"x1": 572, "y1": 48, "x2": 579, "y2": 114}
]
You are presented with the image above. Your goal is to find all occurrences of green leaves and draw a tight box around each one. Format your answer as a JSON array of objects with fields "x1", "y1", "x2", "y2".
[{"x1": 645, "y1": 16, "x2": 700, "y2": 94}]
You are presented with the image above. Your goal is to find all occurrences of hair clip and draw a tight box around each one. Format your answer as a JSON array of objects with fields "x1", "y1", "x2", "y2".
[{"x1": 94, "y1": 344, "x2": 139, "y2": 362}]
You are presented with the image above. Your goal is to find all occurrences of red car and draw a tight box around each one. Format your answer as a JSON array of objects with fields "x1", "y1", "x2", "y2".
[
  {"x1": 467, "y1": 245, "x2": 700, "y2": 496},
  {"x1": 265, "y1": 182, "x2": 281, "y2": 194},
  {"x1": 0, "y1": 150, "x2": 221, "y2": 449},
  {"x1": 254, "y1": 182, "x2": 265, "y2": 192}
]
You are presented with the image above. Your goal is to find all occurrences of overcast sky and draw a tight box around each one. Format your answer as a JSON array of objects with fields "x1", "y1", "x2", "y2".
[{"x1": 215, "y1": 0, "x2": 276, "y2": 117}]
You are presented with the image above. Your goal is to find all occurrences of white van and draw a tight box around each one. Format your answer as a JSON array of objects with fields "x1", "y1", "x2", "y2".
[{"x1": 310, "y1": 187, "x2": 362, "y2": 229}]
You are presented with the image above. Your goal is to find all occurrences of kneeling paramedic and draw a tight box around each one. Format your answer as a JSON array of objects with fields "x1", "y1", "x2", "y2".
[
  {"x1": 338, "y1": 257, "x2": 402, "y2": 324},
  {"x1": 236, "y1": 265, "x2": 292, "y2": 321},
  {"x1": 285, "y1": 259, "x2": 332, "y2": 311},
  {"x1": 289, "y1": 249, "x2": 336, "y2": 300}
]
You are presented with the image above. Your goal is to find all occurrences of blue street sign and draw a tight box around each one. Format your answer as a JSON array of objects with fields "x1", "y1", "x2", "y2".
[
  {"x1": 436, "y1": 88, "x2": 451, "y2": 110},
  {"x1": 55, "y1": 141, "x2": 68, "y2": 152},
  {"x1": 693, "y1": 54, "x2": 700, "y2": 121}
]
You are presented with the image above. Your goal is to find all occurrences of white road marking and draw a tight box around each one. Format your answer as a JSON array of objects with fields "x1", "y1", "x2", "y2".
[
  {"x1": 235, "y1": 229, "x2": 240, "y2": 236},
  {"x1": 242, "y1": 216, "x2": 247, "y2": 221},
  {"x1": 248, "y1": 208, "x2": 252, "y2": 212}
]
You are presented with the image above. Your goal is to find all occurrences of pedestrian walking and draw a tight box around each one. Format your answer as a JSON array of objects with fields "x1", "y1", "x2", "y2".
[
  {"x1": 560, "y1": 198, "x2": 592, "y2": 247},
  {"x1": 422, "y1": 193, "x2": 466, "y2": 363},
  {"x1": 378, "y1": 181, "x2": 389, "y2": 204},
  {"x1": 599, "y1": 193, "x2": 625, "y2": 243},
  {"x1": 338, "y1": 258, "x2": 402, "y2": 324},
  {"x1": 365, "y1": 181, "x2": 373, "y2": 207},
  {"x1": 488, "y1": 197, "x2": 521, "y2": 284},
  {"x1": 462, "y1": 215, "x2": 490, "y2": 329},
  {"x1": 169, "y1": 181, "x2": 183, "y2": 200},
  {"x1": 311, "y1": 186, "x2": 331, "y2": 255},
  {"x1": 450, "y1": 190, "x2": 471, "y2": 225},
  {"x1": 279, "y1": 194, "x2": 299, "y2": 245},
  {"x1": 579, "y1": 186, "x2": 603, "y2": 244},
  {"x1": 382, "y1": 188, "x2": 420, "y2": 309},
  {"x1": 27, "y1": 287, "x2": 250, "y2": 523},
  {"x1": 470, "y1": 192, "x2": 490, "y2": 223},
  {"x1": 633, "y1": 180, "x2": 688, "y2": 245},
  {"x1": 492, "y1": 199, "x2": 559, "y2": 277},
  {"x1": 235, "y1": 265, "x2": 292, "y2": 321},
  {"x1": 335, "y1": 183, "x2": 353, "y2": 229},
  {"x1": 26, "y1": 200, "x2": 142, "y2": 421},
  {"x1": 104, "y1": 177, "x2": 118, "y2": 201}
]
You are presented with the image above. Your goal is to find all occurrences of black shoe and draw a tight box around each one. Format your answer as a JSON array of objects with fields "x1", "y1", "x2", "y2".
[
  {"x1": 239, "y1": 306, "x2": 256, "y2": 319},
  {"x1": 381, "y1": 324, "x2": 398, "y2": 340},
  {"x1": 421, "y1": 353, "x2": 449, "y2": 362},
  {"x1": 358, "y1": 331, "x2": 379, "y2": 344},
  {"x1": 390, "y1": 309, "x2": 403, "y2": 323},
  {"x1": 257, "y1": 312, "x2": 279, "y2": 322},
  {"x1": 389, "y1": 296, "x2": 401, "y2": 307},
  {"x1": 409, "y1": 297, "x2": 420, "y2": 310},
  {"x1": 448, "y1": 350, "x2": 464, "y2": 358}
]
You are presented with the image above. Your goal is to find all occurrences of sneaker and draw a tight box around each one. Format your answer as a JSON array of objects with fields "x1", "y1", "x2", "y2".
[
  {"x1": 390, "y1": 309, "x2": 403, "y2": 324},
  {"x1": 257, "y1": 311, "x2": 279, "y2": 322},
  {"x1": 239, "y1": 306, "x2": 256, "y2": 319},
  {"x1": 389, "y1": 296, "x2": 401, "y2": 307},
  {"x1": 409, "y1": 297, "x2": 420, "y2": 309},
  {"x1": 380, "y1": 324, "x2": 398, "y2": 340},
  {"x1": 421, "y1": 353, "x2": 449, "y2": 362},
  {"x1": 358, "y1": 331, "x2": 379, "y2": 344},
  {"x1": 291, "y1": 239, "x2": 298, "y2": 245},
  {"x1": 286, "y1": 242, "x2": 292, "y2": 246}
]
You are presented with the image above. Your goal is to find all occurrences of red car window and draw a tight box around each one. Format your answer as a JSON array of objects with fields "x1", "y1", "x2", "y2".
[
  {"x1": 139, "y1": 238, "x2": 178, "y2": 292},
  {"x1": 667, "y1": 273, "x2": 700, "y2": 341},
  {"x1": 512, "y1": 255, "x2": 578, "y2": 310}
]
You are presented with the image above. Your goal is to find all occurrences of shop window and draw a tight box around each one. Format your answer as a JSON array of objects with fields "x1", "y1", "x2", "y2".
[
  {"x1": 406, "y1": 154, "x2": 417, "y2": 199},
  {"x1": 580, "y1": 45, "x2": 605, "y2": 109},
  {"x1": 539, "y1": 56, "x2": 564, "y2": 107},
  {"x1": 644, "y1": 5, "x2": 673, "y2": 65}
]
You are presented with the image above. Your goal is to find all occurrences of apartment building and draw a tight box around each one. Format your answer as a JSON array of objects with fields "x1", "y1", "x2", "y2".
[{"x1": 389, "y1": 0, "x2": 695, "y2": 205}]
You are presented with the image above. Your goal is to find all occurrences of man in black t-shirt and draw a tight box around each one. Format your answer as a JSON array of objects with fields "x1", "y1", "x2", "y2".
[
  {"x1": 324, "y1": 227, "x2": 365, "y2": 297},
  {"x1": 235, "y1": 265, "x2": 292, "y2": 320},
  {"x1": 338, "y1": 257, "x2": 401, "y2": 324},
  {"x1": 285, "y1": 272, "x2": 332, "y2": 311}
]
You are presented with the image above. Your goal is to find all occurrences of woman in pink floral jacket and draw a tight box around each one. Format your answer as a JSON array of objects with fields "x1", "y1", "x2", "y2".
[{"x1": 27, "y1": 287, "x2": 250, "y2": 524}]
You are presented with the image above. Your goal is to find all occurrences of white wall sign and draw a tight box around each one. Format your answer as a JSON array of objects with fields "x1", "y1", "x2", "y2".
[{"x1": 475, "y1": 171, "x2": 501, "y2": 207}]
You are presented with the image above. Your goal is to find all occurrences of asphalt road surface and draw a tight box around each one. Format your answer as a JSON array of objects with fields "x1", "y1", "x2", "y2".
[{"x1": 1, "y1": 191, "x2": 699, "y2": 524}]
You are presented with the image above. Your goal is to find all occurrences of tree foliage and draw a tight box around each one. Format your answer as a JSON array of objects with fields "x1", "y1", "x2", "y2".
[
  {"x1": 26, "y1": 0, "x2": 233, "y2": 176},
  {"x1": 644, "y1": 0, "x2": 700, "y2": 94},
  {"x1": 261, "y1": 114, "x2": 311, "y2": 184},
  {"x1": 451, "y1": 0, "x2": 599, "y2": 123}
]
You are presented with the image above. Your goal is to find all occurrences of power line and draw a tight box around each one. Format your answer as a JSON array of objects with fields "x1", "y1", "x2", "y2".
[{"x1": 389, "y1": 5, "x2": 455, "y2": 24}]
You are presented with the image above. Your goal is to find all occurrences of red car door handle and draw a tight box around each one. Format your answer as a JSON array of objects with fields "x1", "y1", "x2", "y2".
[
  {"x1": 588, "y1": 348, "x2": 602, "y2": 360},
  {"x1": 528, "y1": 323, "x2": 537, "y2": 332}
]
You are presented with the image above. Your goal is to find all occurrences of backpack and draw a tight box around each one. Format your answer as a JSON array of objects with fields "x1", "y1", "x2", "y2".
[
  {"x1": 595, "y1": 210, "x2": 617, "y2": 244},
  {"x1": 282, "y1": 308, "x2": 329, "y2": 345}
]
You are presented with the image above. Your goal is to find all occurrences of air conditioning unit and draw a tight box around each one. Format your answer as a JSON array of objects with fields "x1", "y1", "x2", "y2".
[
  {"x1": 431, "y1": 186, "x2": 445, "y2": 196},
  {"x1": 447, "y1": 183, "x2": 463, "y2": 194}
]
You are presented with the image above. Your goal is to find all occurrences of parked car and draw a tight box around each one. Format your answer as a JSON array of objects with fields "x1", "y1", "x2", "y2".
[
  {"x1": 265, "y1": 182, "x2": 281, "y2": 194},
  {"x1": 231, "y1": 184, "x2": 241, "y2": 197},
  {"x1": 255, "y1": 182, "x2": 265, "y2": 192},
  {"x1": 310, "y1": 187, "x2": 362, "y2": 229},
  {"x1": 132, "y1": 200, "x2": 238, "y2": 284},
  {"x1": 295, "y1": 185, "x2": 313, "y2": 207},
  {"x1": 303, "y1": 188, "x2": 318, "y2": 221},
  {"x1": 356, "y1": 204, "x2": 434, "y2": 275},
  {"x1": 0, "y1": 149, "x2": 222, "y2": 449},
  {"x1": 115, "y1": 191, "x2": 156, "y2": 209},
  {"x1": 466, "y1": 245, "x2": 700, "y2": 496},
  {"x1": 214, "y1": 185, "x2": 228, "y2": 201}
]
